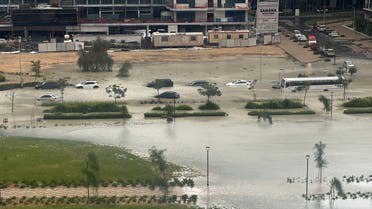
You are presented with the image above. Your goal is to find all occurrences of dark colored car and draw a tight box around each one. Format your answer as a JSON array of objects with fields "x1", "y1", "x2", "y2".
[
  {"x1": 35, "y1": 81, "x2": 60, "y2": 89},
  {"x1": 187, "y1": 80, "x2": 209, "y2": 87},
  {"x1": 155, "y1": 91, "x2": 180, "y2": 99},
  {"x1": 146, "y1": 79, "x2": 173, "y2": 88}
]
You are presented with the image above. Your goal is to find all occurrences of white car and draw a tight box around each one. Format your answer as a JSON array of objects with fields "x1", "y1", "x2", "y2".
[
  {"x1": 297, "y1": 35, "x2": 307, "y2": 42},
  {"x1": 226, "y1": 80, "x2": 252, "y2": 86},
  {"x1": 75, "y1": 81, "x2": 99, "y2": 89},
  {"x1": 343, "y1": 60, "x2": 355, "y2": 70},
  {"x1": 328, "y1": 31, "x2": 339, "y2": 38},
  {"x1": 37, "y1": 94, "x2": 60, "y2": 102}
]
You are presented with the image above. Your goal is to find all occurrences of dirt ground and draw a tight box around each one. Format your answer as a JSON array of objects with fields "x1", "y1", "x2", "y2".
[{"x1": 0, "y1": 46, "x2": 285, "y2": 75}]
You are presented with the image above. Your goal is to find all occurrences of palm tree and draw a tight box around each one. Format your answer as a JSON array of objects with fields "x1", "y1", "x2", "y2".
[
  {"x1": 303, "y1": 85, "x2": 310, "y2": 105},
  {"x1": 318, "y1": 95, "x2": 331, "y2": 114},
  {"x1": 148, "y1": 146, "x2": 168, "y2": 195},
  {"x1": 82, "y1": 151, "x2": 100, "y2": 200},
  {"x1": 329, "y1": 177, "x2": 345, "y2": 204},
  {"x1": 339, "y1": 78, "x2": 352, "y2": 101},
  {"x1": 313, "y1": 141, "x2": 328, "y2": 183}
]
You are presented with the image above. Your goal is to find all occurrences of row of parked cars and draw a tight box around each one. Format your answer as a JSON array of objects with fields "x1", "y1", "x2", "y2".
[{"x1": 313, "y1": 24, "x2": 340, "y2": 38}]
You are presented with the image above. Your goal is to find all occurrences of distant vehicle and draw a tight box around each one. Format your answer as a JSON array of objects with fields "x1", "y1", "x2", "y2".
[
  {"x1": 323, "y1": 49, "x2": 335, "y2": 57},
  {"x1": 343, "y1": 60, "x2": 355, "y2": 70},
  {"x1": 155, "y1": 91, "x2": 180, "y2": 99},
  {"x1": 316, "y1": 25, "x2": 327, "y2": 32},
  {"x1": 297, "y1": 35, "x2": 307, "y2": 42},
  {"x1": 35, "y1": 81, "x2": 60, "y2": 89},
  {"x1": 226, "y1": 80, "x2": 252, "y2": 86},
  {"x1": 307, "y1": 34, "x2": 317, "y2": 45},
  {"x1": 187, "y1": 80, "x2": 209, "y2": 87},
  {"x1": 75, "y1": 81, "x2": 99, "y2": 89},
  {"x1": 146, "y1": 79, "x2": 173, "y2": 88},
  {"x1": 272, "y1": 82, "x2": 281, "y2": 89},
  {"x1": 37, "y1": 94, "x2": 60, "y2": 102},
  {"x1": 0, "y1": 38, "x2": 6, "y2": 43},
  {"x1": 281, "y1": 76, "x2": 343, "y2": 91},
  {"x1": 328, "y1": 31, "x2": 339, "y2": 38},
  {"x1": 316, "y1": 8, "x2": 329, "y2": 13}
]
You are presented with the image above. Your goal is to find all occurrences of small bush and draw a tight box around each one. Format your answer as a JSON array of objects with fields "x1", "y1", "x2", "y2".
[
  {"x1": 0, "y1": 74, "x2": 5, "y2": 82},
  {"x1": 152, "y1": 105, "x2": 193, "y2": 111},
  {"x1": 44, "y1": 112, "x2": 131, "y2": 120},
  {"x1": 344, "y1": 108, "x2": 372, "y2": 114},
  {"x1": 343, "y1": 97, "x2": 372, "y2": 108},
  {"x1": 48, "y1": 102, "x2": 125, "y2": 113},
  {"x1": 199, "y1": 102, "x2": 220, "y2": 110},
  {"x1": 245, "y1": 99, "x2": 303, "y2": 109},
  {"x1": 248, "y1": 110, "x2": 315, "y2": 116},
  {"x1": 144, "y1": 111, "x2": 226, "y2": 118}
]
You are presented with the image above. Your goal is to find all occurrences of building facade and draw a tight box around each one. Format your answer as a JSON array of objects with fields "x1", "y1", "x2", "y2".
[
  {"x1": 365, "y1": 0, "x2": 372, "y2": 20},
  {"x1": 0, "y1": 0, "x2": 254, "y2": 39}
]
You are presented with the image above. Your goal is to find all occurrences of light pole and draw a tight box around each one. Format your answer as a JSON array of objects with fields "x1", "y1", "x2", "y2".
[
  {"x1": 305, "y1": 154, "x2": 310, "y2": 200},
  {"x1": 206, "y1": 146, "x2": 210, "y2": 187},
  {"x1": 323, "y1": 0, "x2": 326, "y2": 25}
]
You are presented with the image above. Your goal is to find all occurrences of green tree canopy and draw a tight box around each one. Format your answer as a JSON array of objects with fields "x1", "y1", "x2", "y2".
[
  {"x1": 198, "y1": 83, "x2": 222, "y2": 103},
  {"x1": 77, "y1": 38, "x2": 113, "y2": 72},
  {"x1": 117, "y1": 61, "x2": 132, "y2": 77}
]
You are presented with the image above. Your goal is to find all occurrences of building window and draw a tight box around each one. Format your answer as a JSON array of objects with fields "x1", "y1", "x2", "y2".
[
  {"x1": 227, "y1": 34, "x2": 231, "y2": 39},
  {"x1": 161, "y1": 36, "x2": 168, "y2": 42},
  {"x1": 213, "y1": 34, "x2": 218, "y2": 39},
  {"x1": 190, "y1": 36, "x2": 197, "y2": 41},
  {"x1": 239, "y1": 34, "x2": 244, "y2": 39}
]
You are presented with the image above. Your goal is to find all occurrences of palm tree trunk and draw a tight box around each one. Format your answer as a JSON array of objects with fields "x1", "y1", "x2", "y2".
[
  {"x1": 207, "y1": 95, "x2": 210, "y2": 103},
  {"x1": 343, "y1": 87, "x2": 346, "y2": 101},
  {"x1": 303, "y1": 89, "x2": 308, "y2": 105},
  {"x1": 320, "y1": 168, "x2": 323, "y2": 183}
]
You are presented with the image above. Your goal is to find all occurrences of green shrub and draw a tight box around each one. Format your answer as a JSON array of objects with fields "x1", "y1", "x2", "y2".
[
  {"x1": 0, "y1": 82, "x2": 40, "y2": 91},
  {"x1": 0, "y1": 74, "x2": 5, "y2": 83},
  {"x1": 44, "y1": 112, "x2": 131, "y2": 120},
  {"x1": 344, "y1": 108, "x2": 372, "y2": 114},
  {"x1": 343, "y1": 97, "x2": 372, "y2": 108},
  {"x1": 245, "y1": 99, "x2": 303, "y2": 109},
  {"x1": 48, "y1": 102, "x2": 125, "y2": 113},
  {"x1": 248, "y1": 110, "x2": 315, "y2": 116},
  {"x1": 199, "y1": 102, "x2": 220, "y2": 110},
  {"x1": 152, "y1": 105, "x2": 193, "y2": 111},
  {"x1": 144, "y1": 111, "x2": 226, "y2": 118}
]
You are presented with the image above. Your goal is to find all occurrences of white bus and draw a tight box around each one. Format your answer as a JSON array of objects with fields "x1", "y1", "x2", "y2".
[{"x1": 280, "y1": 76, "x2": 344, "y2": 91}]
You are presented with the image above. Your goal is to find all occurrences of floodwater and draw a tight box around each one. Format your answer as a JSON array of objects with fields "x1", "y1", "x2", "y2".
[{"x1": 3, "y1": 116, "x2": 372, "y2": 209}]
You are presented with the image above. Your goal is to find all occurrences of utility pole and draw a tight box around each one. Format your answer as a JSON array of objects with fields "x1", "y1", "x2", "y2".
[
  {"x1": 305, "y1": 154, "x2": 310, "y2": 200},
  {"x1": 206, "y1": 146, "x2": 210, "y2": 187},
  {"x1": 18, "y1": 36, "x2": 23, "y2": 88},
  {"x1": 330, "y1": 92, "x2": 333, "y2": 120},
  {"x1": 323, "y1": 0, "x2": 326, "y2": 25}
]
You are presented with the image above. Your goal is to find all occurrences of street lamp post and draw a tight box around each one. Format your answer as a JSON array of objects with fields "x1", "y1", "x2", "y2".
[
  {"x1": 305, "y1": 154, "x2": 310, "y2": 200},
  {"x1": 206, "y1": 146, "x2": 210, "y2": 187}
]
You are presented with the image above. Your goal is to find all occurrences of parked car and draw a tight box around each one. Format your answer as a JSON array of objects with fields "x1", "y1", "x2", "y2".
[
  {"x1": 35, "y1": 81, "x2": 60, "y2": 89},
  {"x1": 315, "y1": 24, "x2": 327, "y2": 32},
  {"x1": 37, "y1": 94, "x2": 60, "y2": 102},
  {"x1": 343, "y1": 60, "x2": 355, "y2": 70},
  {"x1": 146, "y1": 79, "x2": 173, "y2": 88},
  {"x1": 187, "y1": 80, "x2": 209, "y2": 87},
  {"x1": 272, "y1": 82, "x2": 281, "y2": 89},
  {"x1": 328, "y1": 31, "x2": 339, "y2": 38},
  {"x1": 297, "y1": 35, "x2": 307, "y2": 42},
  {"x1": 75, "y1": 81, "x2": 99, "y2": 89},
  {"x1": 323, "y1": 49, "x2": 335, "y2": 57},
  {"x1": 155, "y1": 91, "x2": 180, "y2": 99},
  {"x1": 226, "y1": 80, "x2": 252, "y2": 86}
]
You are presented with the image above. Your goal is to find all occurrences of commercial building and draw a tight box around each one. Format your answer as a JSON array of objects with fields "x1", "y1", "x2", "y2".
[{"x1": 0, "y1": 0, "x2": 254, "y2": 40}]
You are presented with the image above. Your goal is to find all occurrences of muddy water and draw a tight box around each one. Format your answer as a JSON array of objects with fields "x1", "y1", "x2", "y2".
[{"x1": 3, "y1": 116, "x2": 372, "y2": 209}]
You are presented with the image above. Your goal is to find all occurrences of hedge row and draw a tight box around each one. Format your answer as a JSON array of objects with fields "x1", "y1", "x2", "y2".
[
  {"x1": 152, "y1": 105, "x2": 193, "y2": 111},
  {"x1": 144, "y1": 111, "x2": 227, "y2": 118},
  {"x1": 44, "y1": 112, "x2": 131, "y2": 120},
  {"x1": 199, "y1": 102, "x2": 220, "y2": 110},
  {"x1": 0, "y1": 178, "x2": 194, "y2": 189},
  {"x1": 0, "y1": 82, "x2": 40, "y2": 91},
  {"x1": 0, "y1": 194, "x2": 198, "y2": 206},
  {"x1": 248, "y1": 110, "x2": 315, "y2": 116},
  {"x1": 343, "y1": 97, "x2": 372, "y2": 108},
  {"x1": 343, "y1": 108, "x2": 372, "y2": 114},
  {"x1": 245, "y1": 99, "x2": 303, "y2": 109},
  {"x1": 45, "y1": 102, "x2": 126, "y2": 113}
]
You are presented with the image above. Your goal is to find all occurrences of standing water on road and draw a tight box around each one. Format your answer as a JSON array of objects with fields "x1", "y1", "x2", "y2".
[{"x1": 3, "y1": 116, "x2": 372, "y2": 209}]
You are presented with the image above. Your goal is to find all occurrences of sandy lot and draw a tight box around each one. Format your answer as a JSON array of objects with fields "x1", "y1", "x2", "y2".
[{"x1": 0, "y1": 46, "x2": 285, "y2": 75}]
